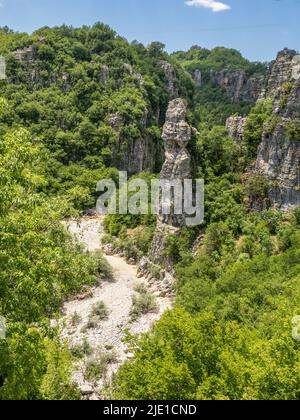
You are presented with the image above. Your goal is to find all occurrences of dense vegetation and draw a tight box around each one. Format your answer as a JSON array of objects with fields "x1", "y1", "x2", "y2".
[
  {"x1": 173, "y1": 46, "x2": 267, "y2": 126},
  {"x1": 0, "y1": 24, "x2": 193, "y2": 208},
  {"x1": 113, "y1": 208, "x2": 300, "y2": 400},
  {"x1": 110, "y1": 48, "x2": 300, "y2": 400},
  {"x1": 0, "y1": 98, "x2": 111, "y2": 399},
  {"x1": 0, "y1": 24, "x2": 299, "y2": 401}
]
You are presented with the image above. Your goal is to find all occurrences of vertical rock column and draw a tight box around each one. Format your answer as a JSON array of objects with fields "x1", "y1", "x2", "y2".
[{"x1": 138, "y1": 99, "x2": 193, "y2": 293}]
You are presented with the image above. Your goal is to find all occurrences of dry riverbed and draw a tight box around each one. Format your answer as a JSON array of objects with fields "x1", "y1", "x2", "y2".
[{"x1": 59, "y1": 218, "x2": 172, "y2": 399}]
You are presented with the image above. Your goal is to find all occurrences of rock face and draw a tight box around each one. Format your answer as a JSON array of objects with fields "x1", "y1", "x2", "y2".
[
  {"x1": 144, "y1": 99, "x2": 192, "y2": 290},
  {"x1": 193, "y1": 69, "x2": 202, "y2": 87},
  {"x1": 209, "y1": 69, "x2": 265, "y2": 103},
  {"x1": 99, "y1": 65, "x2": 109, "y2": 84},
  {"x1": 138, "y1": 99, "x2": 193, "y2": 292},
  {"x1": 255, "y1": 49, "x2": 300, "y2": 211},
  {"x1": 264, "y1": 49, "x2": 298, "y2": 98},
  {"x1": 14, "y1": 45, "x2": 35, "y2": 62},
  {"x1": 226, "y1": 116, "x2": 247, "y2": 143},
  {"x1": 159, "y1": 61, "x2": 179, "y2": 99},
  {"x1": 108, "y1": 111, "x2": 162, "y2": 176},
  {"x1": 225, "y1": 49, "x2": 300, "y2": 210},
  {"x1": 159, "y1": 98, "x2": 192, "y2": 227}
]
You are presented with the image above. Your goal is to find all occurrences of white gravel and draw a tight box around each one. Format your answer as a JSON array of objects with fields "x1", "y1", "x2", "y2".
[{"x1": 60, "y1": 218, "x2": 172, "y2": 398}]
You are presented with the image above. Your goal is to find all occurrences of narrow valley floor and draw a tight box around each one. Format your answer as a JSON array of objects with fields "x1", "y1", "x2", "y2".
[{"x1": 60, "y1": 218, "x2": 172, "y2": 399}]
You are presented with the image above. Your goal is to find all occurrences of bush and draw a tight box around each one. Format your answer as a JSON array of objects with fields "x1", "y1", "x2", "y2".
[
  {"x1": 90, "y1": 301, "x2": 109, "y2": 321},
  {"x1": 86, "y1": 301, "x2": 110, "y2": 329},
  {"x1": 70, "y1": 339, "x2": 93, "y2": 359},
  {"x1": 286, "y1": 119, "x2": 300, "y2": 141},
  {"x1": 71, "y1": 312, "x2": 82, "y2": 327},
  {"x1": 84, "y1": 351, "x2": 117, "y2": 382},
  {"x1": 130, "y1": 290, "x2": 158, "y2": 321}
]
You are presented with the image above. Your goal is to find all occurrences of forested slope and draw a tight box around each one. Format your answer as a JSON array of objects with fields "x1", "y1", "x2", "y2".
[{"x1": 0, "y1": 24, "x2": 299, "y2": 401}]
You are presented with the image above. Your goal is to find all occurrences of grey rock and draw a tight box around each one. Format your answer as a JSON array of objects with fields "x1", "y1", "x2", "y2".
[
  {"x1": 226, "y1": 116, "x2": 247, "y2": 143},
  {"x1": 255, "y1": 49, "x2": 300, "y2": 211},
  {"x1": 14, "y1": 45, "x2": 35, "y2": 62},
  {"x1": 159, "y1": 60, "x2": 179, "y2": 99},
  {"x1": 149, "y1": 99, "x2": 193, "y2": 272},
  {"x1": 209, "y1": 69, "x2": 265, "y2": 103},
  {"x1": 264, "y1": 49, "x2": 297, "y2": 98},
  {"x1": 99, "y1": 65, "x2": 109, "y2": 84},
  {"x1": 193, "y1": 69, "x2": 202, "y2": 87},
  {"x1": 123, "y1": 63, "x2": 133, "y2": 75}
]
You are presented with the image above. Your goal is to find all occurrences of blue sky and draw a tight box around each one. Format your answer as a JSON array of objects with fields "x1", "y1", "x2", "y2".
[{"x1": 0, "y1": 0, "x2": 299, "y2": 62}]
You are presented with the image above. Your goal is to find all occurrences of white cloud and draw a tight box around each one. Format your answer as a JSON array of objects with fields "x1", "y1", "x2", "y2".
[{"x1": 185, "y1": 0, "x2": 231, "y2": 12}]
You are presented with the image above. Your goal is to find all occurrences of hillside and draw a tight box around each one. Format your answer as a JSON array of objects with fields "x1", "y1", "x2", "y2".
[{"x1": 0, "y1": 24, "x2": 299, "y2": 401}]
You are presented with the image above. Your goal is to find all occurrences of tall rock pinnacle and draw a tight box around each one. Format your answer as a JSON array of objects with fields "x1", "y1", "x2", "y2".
[{"x1": 159, "y1": 98, "x2": 192, "y2": 227}]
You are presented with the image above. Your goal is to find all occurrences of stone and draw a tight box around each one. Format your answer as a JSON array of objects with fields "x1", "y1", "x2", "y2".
[
  {"x1": 209, "y1": 69, "x2": 265, "y2": 103},
  {"x1": 148, "y1": 98, "x2": 192, "y2": 273},
  {"x1": 264, "y1": 49, "x2": 297, "y2": 98},
  {"x1": 159, "y1": 60, "x2": 179, "y2": 99},
  {"x1": 194, "y1": 69, "x2": 202, "y2": 87},
  {"x1": 14, "y1": 45, "x2": 35, "y2": 62},
  {"x1": 291, "y1": 55, "x2": 300, "y2": 81},
  {"x1": 226, "y1": 116, "x2": 247, "y2": 143},
  {"x1": 255, "y1": 49, "x2": 300, "y2": 211},
  {"x1": 123, "y1": 63, "x2": 133, "y2": 74},
  {"x1": 100, "y1": 65, "x2": 109, "y2": 84},
  {"x1": 160, "y1": 98, "x2": 192, "y2": 226},
  {"x1": 108, "y1": 109, "x2": 161, "y2": 175}
]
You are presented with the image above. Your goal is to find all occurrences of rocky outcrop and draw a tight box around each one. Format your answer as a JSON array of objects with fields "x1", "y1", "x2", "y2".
[
  {"x1": 99, "y1": 65, "x2": 109, "y2": 84},
  {"x1": 209, "y1": 69, "x2": 265, "y2": 103},
  {"x1": 0, "y1": 56, "x2": 6, "y2": 80},
  {"x1": 14, "y1": 45, "x2": 35, "y2": 62},
  {"x1": 193, "y1": 69, "x2": 202, "y2": 87},
  {"x1": 255, "y1": 49, "x2": 300, "y2": 211},
  {"x1": 108, "y1": 111, "x2": 162, "y2": 175},
  {"x1": 226, "y1": 115, "x2": 247, "y2": 143},
  {"x1": 159, "y1": 98, "x2": 192, "y2": 227},
  {"x1": 159, "y1": 61, "x2": 179, "y2": 99},
  {"x1": 139, "y1": 99, "x2": 193, "y2": 292},
  {"x1": 264, "y1": 49, "x2": 297, "y2": 98}
]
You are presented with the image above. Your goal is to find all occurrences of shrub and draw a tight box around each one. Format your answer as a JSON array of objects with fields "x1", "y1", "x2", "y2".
[
  {"x1": 286, "y1": 119, "x2": 300, "y2": 141},
  {"x1": 130, "y1": 290, "x2": 158, "y2": 321},
  {"x1": 84, "y1": 351, "x2": 117, "y2": 382},
  {"x1": 70, "y1": 339, "x2": 93, "y2": 359},
  {"x1": 71, "y1": 312, "x2": 82, "y2": 327},
  {"x1": 90, "y1": 301, "x2": 109, "y2": 320}
]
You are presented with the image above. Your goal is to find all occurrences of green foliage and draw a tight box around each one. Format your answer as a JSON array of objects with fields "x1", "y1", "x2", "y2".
[
  {"x1": 246, "y1": 174, "x2": 270, "y2": 207},
  {"x1": 0, "y1": 117, "x2": 109, "y2": 400},
  {"x1": 130, "y1": 290, "x2": 158, "y2": 322},
  {"x1": 0, "y1": 24, "x2": 194, "y2": 208},
  {"x1": 70, "y1": 339, "x2": 93, "y2": 359},
  {"x1": 244, "y1": 99, "x2": 273, "y2": 158},
  {"x1": 196, "y1": 125, "x2": 242, "y2": 177},
  {"x1": 90, "y1": 301, "x2": 109, "y2": 321},
  {"x1": 172, "y1": 46, "x2": 267, "y2": 126},
  {"x1": 113, "y1": 215, "x2": 300, "y2": 400},
  {"x1": 1, "y1": 24, "x2": 299, "y2": 402},
  {"x1": 85, "y1": 351, "x2": 117, "y2": 382},
  {"x1": 286, "y1": 119, "x2": 300, "y2": 141},
  {"x1": 173, "y1": 46, "x2": 266, "y2": 76}
]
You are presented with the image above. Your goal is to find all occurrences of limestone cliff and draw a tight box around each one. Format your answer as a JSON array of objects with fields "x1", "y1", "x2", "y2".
[
  {"x1": 209, "y1": 69, "x2": 265, "y2": 103},
  {"x1": 226, "y1": 49, "x2": 300, "y2": 211},
  {"x1": 108, "y1": 111, "x2": 163, "y2": 176},
  {"x1": 138, "y1": 99, "x2": 193, "y2": 293},
  {"x1": 159, "y1": 61, "x2": 179, "y2": 99},
  {"x1": 226, "y1": 115, "x2": 246, "y2": 143},
  {"x1": 159, "y1": 98, "x2": 192, "y2": 227},
  {"x1": 256, "y1": 49, "x2": 300, "y2": 211}
]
